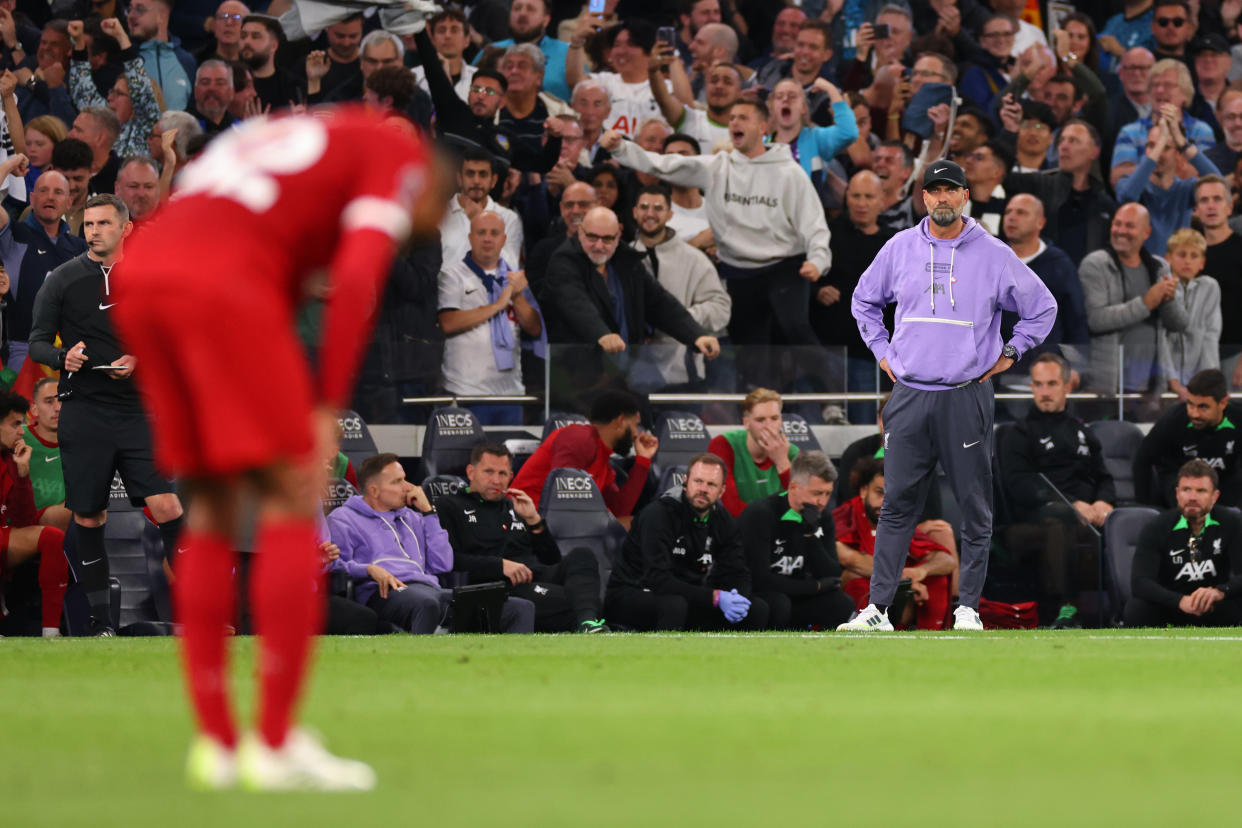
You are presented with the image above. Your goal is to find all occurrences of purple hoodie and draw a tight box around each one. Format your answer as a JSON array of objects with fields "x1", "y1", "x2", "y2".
[
  {"x1": 327, "y1": 495, "x2": 454, "y2": 604},
  {"x1": 852, "y1": 216, "x2": 1056, "y2": 390}
]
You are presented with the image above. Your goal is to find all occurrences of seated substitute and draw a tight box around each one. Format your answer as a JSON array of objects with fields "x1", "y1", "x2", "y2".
[
  {"x1": 1133, "y1": 369, "x2": 1242, "y2": 508},
  {"x1": 329, "y1": 453, "x2": 534, "y2": 635},
  {"x1": 512, "y1": 389, "x2": 657, "y2": 520},
  {"x1": 707, "y1": 387, "x2": 800, "y2": 518},
  {"x1": 605, "y1": 453, "x2": 769, "y2": 631},
  {"x1": 999, "y1": 353, "x2": 1115, "y2": 628},
  {"x1": 1125, "y1": 459, "x2": 1242, "y2": 627},
  {"x1": 736, "y1": 451, "x2": 856, "y2": 630},
  {"x1": 833, "y1": 458, "x2": 958, "y2": 630},
  {"x1": 22, "y1": 376, "x2": 72, "y2": 532},
  {"x1": 438, "y1": 442, "x2": 608, "y2": 633},
  {"x1": 0, "y1": 389, "x2": 67, "y2": 637}
]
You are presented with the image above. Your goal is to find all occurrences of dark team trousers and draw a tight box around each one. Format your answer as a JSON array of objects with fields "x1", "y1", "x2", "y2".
[
  {"x1": 1123, "y1": 596, "x2": 1242, "y2": 627},
  {"x1": 510, "y1": 547, "x2": 603, "y2": 632},
  {"x1": 604, "y1": 587, "x2": 771, "y2": 631},
  {"x1": 325, "y1": 595, "x2": 385, "y2": 635},
  {"x1": 1004, "y1": 503, "x2": 1099, "y2": 607},
  {"x1": 760, "y1": 589, "x2": 856, "y2": 631},
  {"x1": 871, "y1": 381, "x2": 995, "y2": 610},
  {"x1": 721, "y1": 257, "x2": 819, "y2": 392}
]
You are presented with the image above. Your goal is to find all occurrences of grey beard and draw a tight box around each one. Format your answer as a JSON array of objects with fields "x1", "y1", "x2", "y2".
[{"x1": 931, "y1": 205, "x2": 962, "y2": 227}]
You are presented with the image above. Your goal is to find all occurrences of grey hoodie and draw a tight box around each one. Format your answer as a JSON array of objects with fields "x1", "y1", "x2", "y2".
[{"x1": 611, "y1": 140, "x2": 831, "y2": 273}]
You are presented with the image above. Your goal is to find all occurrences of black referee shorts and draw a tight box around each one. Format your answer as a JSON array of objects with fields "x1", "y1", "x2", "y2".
[{"x1": 58, "y1": 400, "x2": 174, "y2": 514}]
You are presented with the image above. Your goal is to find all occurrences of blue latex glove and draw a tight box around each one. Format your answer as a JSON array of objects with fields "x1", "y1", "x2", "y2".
[{"x1": 718, "y1": 589, "x2": 750, "y2": 624}]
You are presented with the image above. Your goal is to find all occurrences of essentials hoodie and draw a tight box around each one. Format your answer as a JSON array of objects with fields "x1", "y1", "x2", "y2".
[
  {"x1": 327, "y1": 495, "x2": 454, "y2": 604},
  {"x1": 610, "y1": 139, "x2": 831, "y2": 273},
  {"x1": 851, "y1": 216, "x2": 1057, "y2": 390}
]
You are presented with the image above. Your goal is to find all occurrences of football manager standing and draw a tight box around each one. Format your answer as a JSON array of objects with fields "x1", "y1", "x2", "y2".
[{"x1": 839, "y1": 161, "x2": 1056, "y2": 632}]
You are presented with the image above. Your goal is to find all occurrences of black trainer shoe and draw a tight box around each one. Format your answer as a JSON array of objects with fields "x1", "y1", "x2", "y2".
[
  {"x1": 577, "y1": 619, "x2": 611, "y2": 633},
  {"x1": 89, "y1": 620, "x2": 117, "y2": 637}
]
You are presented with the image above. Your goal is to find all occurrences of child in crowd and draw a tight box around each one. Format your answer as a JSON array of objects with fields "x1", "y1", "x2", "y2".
[{"x1": 1160, "y1": 228, "x2": 1221, "y2": 399}]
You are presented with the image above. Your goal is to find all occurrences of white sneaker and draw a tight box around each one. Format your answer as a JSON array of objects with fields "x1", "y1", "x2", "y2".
[
  {"x1": 952, "y1": 606, "x2": 984, "y2": 631},
  {"x1": 42, "y1": 627, "x2": 62, "y2": 638},
  {"x1": 836, "y1": 604, "x2": 894, "y2": 632},
  {"x1": 185, "y1": 735, "x2": 238, "y2": 791},
  {"x1": 238, "y1": 728, "x2": 376, "y2": 792}
]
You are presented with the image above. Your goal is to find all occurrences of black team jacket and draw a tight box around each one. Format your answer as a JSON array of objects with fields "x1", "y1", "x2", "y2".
[
  {"x1": 736, "y1": 492, "x2": 843, "y2": 596},
  {"x1": 608, "y1": 489, "x2": 751, "y2": 608},
  {"x1": 1000, "y1": 405, "x2": 1117, "y2": 517},
  {"x1": 1133, "y1": 402, "x2": 1242, "y2": 508},
  {"x1": 1132, "y1": 507, "x2": 1242, "y2": 608},
  {"x1": 436, "y1": 488, "x2": 560, "y2": 583}
]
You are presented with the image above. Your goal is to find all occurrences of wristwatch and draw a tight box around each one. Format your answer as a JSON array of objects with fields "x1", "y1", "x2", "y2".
[{"x1": 1001, "y1": 343, "x2": 1019, "y2": 361}]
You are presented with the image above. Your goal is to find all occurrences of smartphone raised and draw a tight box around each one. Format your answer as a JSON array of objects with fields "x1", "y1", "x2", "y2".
[
  {"x1": 872, "y1": 22, "x2": 890, "y2": 40},
  {"x1": 656, "y1": 26, "x2": 676, "y2": 51},
  {"x1": 588, "y1": 0, "x2": 606, "y2": 14}
]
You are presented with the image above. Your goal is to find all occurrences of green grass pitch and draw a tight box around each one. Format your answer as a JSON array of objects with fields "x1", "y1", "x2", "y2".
[{"x1": 4, "y1": 631, "x2": 1240, "y2": 827}]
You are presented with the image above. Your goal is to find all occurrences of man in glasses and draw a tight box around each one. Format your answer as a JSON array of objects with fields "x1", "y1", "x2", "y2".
[
  {"x1": 197, "y1": 0, "x2": 249, "y2": 64},
  {"x1": 1150, "y1": 0, "x2": 1194, "y2": 62},
  {"x1": 1110, "y1": 58, "x2": 1214, "y2": 189},
  {"x1": 542, "y1": 205, "x2": 720, "y2": 365}
]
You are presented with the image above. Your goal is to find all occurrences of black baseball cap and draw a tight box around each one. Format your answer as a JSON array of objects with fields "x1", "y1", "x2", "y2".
[
  {"x1": 1191, "y1": 33, "x2": 1230, "y2": 56},
  {"x1": 923, "y1": 159, "x2": 967, "y2": 189}
]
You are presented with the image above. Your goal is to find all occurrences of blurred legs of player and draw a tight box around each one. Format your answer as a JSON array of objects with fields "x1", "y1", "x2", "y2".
[
  {"x1": 0, "y1": 525, "x2": 68, "y2": 636},
  {"x1": 180, "y1": 412, "x2": 374, "y2": 792}
]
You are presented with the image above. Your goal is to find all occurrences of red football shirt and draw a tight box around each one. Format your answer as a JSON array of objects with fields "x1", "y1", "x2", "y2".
[{"x1": 119, "y1": 107, "x2": 430, "y2": 408}]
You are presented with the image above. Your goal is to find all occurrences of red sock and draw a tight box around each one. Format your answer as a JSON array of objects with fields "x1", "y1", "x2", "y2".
[
  {"x1": 250, "y1": 518, "x2": 323, "y2": 749},
  {"x1": 37, "y1": 527, "x2": 68, "y2": 629},
  {"x1": 174, "y1": 530, "x2": 239, "y2": 748}
]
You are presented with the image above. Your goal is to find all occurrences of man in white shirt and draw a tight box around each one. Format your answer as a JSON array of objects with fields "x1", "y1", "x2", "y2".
[
  {"x1": 438, "y1": 211, "x2": 542, "y2": 424},
  {"x1": 439, "y1": 149, "x2": 524, "y2": 267},
  {"x1": 412, "y1": 8, "x2": 475, "y2": 101}
]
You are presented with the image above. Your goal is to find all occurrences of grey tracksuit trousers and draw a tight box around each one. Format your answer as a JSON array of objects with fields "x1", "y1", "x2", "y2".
[{"x1": 870, "y1": 380, "x2": 995, "y2": 610}]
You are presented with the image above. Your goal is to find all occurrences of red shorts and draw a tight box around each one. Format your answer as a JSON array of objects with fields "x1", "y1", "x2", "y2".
[
  {"x1": 0, "y1": 526, "x2": 10, "y2": 572},
  {"x1": 112, "y1": 283, "x2": 314, "y2": 478}
]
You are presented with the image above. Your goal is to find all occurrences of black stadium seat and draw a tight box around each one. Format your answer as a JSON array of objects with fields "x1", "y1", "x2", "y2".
[
  {"x1": 337, "y1": 409, "x2": 379, "y2": 470},
  {"x1": 657, "y1": 464, "x2": 687, "y2": 495},
  {"x1": 538, "y1": 468, "x2": 627, "y2": 600},
  {"x1": 103, "y1": 474, "x2": 171, "y2": 635},
  {"x1": 1088, "y1": 421, "x2": 1145, "y2": 504},
  {"x1": 422, "y1": 474, "x2": 467, "y2": 507},
  {"x1": 782, "y1": 413, "x2": 821, "y2": 452},
  {"x1": 323, "y1": 477, "x2": 358, "y2": 514},
  {"x1": 1104, "y1": 506, "x2": 1159, "y2": 615},
  {"x1": 541, "y1": 410, "x2": 590, "y2": 441},
  {"x1": 653, "y1": 410, "x2": 710, "y2": 469},
  {"x1": 422, "y1": 406, "x2": 485, "y2": 478}
]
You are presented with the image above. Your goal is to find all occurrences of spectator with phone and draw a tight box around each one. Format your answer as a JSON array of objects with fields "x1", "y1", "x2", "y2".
[
  {"x1": 1116, "y1": 114, "x2": 1221, "y2": 257},
  {"x1": 566, "y1": 18, "x2": 677, "y2": 137},
  {"x1": 841, "y1": 7, "x2": 914, "y2": 92},
  {"x1": 1079, "y1": 202, "x2": 1190, "y2": 395},
  {"x1": 647, "y1": 38, "x2": 737, "y2": 151}
]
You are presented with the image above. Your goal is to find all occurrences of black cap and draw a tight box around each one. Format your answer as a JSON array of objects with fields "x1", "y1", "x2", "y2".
[
  {"x1": 1192, "y1": 33, "x2": 1230, "y2": 56},
  {"x1": 923, "y1": 159, "x2": 967, "y2": 189}
]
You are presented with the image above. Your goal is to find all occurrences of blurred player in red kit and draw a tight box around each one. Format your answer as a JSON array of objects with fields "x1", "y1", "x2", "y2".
[{"x1": 114, "y1": 107, "x2": 447, "y2": 791}]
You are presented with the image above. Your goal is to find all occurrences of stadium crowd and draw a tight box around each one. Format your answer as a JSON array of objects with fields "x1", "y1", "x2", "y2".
[{"x1": 2, "y1": 0, "x2": 1242, "y2": 634}]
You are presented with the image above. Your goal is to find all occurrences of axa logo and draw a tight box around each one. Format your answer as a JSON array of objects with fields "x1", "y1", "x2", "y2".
[
  {"x1": 1175, "y1": 559, "x2": 1218, "y2": 582},
  {"x1": 771, "y1": 554, "x2": 804, "y2": 576}
]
